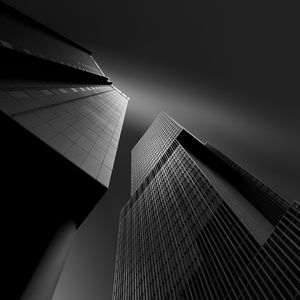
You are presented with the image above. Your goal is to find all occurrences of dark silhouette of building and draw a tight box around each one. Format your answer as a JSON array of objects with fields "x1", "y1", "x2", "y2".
[
  {"x1": 0, "y1": 2, "x2": 128, "y2": 299},
  {"x1": 113, "y1": 112, "x2": 299, "y2": 299}
]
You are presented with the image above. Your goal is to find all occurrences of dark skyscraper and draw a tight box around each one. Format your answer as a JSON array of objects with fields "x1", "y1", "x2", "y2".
[
  {"x1": 113, "y1": 112, "x2": 300, "y2": 299},
  {"x1": 0, "y1": 2, "x2": 128, "y2": 300}
]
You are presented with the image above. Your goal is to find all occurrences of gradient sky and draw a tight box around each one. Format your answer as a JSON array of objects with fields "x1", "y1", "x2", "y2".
[{"x1": 5, "y1": 0, "x2": 300, "y2": 299}]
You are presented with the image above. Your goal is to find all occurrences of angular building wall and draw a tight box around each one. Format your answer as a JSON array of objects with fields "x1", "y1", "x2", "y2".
[
  {"x1": 113, "y1": 112, "x2": 299, "y2": 299},
  {"x1": 1, "y1": 85, "x2": 127, "y2": 187},
  {"x1": 0, "y1": 2, "x2": 129, "y2": 299},
  {"x1": 0, "y1": 0, "x2": 105, "y2": 77}
]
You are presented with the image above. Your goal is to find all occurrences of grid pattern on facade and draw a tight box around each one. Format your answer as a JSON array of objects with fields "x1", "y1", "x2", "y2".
[
  {"x1": 0, "y1": 85, "x2": 127, "y2": 187},
  {"x1": 0, "y1": 84, "x2": 112, "y2": 116},
  {"x1": 131, "y1": 112, "x2": 182, "y2": 195},
  {"x1": 205, "y1": 143, "x2": 290, "y2": 225},
  {"x1": 113, "y1": 113, "x2": 299, "y2": 300},
  {"x1": 114, "y1": 142, "x2": 300, "y2": 299},
  {"x1": 124, "y1": 140, "x2": 179, "y2": 215},
  {"x1": 227, "y1": 201, "x2": 300, "y2": 299}
]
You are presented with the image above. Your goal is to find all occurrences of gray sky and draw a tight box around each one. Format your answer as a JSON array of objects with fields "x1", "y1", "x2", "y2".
[{"x1": 5, "y1": 0, "x2": 300, "y2": 299}]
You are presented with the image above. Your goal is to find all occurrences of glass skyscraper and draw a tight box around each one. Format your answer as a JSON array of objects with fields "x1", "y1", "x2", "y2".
[
  {"x1": 0, "y1": 2, "x2": 128, "y2": 299},
  {"x1": 113, "y1": 112, "x2": 299, "y2": 299}
]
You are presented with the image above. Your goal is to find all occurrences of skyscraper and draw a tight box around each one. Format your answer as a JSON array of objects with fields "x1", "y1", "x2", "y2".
[
  {"x1": 0, "y1": 2, "x2": 128, "y2": 299},
  {"x1": 113, "y1": 112, "x2": 300, "y2": 299}
]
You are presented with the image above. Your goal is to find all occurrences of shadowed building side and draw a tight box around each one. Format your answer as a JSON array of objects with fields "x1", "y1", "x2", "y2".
[
  {"x1": 0, "y1": 2, "x2": 129, "y2": 299},
  {"x1": 113, "y1": 112, "x2": 299, "y2": 300}
]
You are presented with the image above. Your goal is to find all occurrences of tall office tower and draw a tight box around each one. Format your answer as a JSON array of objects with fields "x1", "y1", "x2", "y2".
[
  {"x1": 113, "y1": 112, "x2": 299, "y2": 300},
  {"x1": 0, "y1": 2, "x2": 128, "y2": 300}
]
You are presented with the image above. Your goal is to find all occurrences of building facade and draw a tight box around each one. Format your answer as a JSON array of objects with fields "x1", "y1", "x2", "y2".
[
  {"x1": 113, "y1": 112, "x2": 299, "y2": 299},
  {"x1": 0, "y1": 2, "x2": 128, "y2": 299}
]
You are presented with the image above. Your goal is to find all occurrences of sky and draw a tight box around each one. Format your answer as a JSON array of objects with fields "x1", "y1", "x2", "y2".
[{"x1": 5, "y1": 0, "x2": 300, "y2": 299}]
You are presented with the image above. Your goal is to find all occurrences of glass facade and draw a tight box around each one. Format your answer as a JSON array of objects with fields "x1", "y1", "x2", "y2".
[
  {"x1": 113, "y1": 112, "x2": 300, "y2": 299},
  {"x1": 0, "y1": 84, "x2": 127, "y2": 187},
  {"x1": 0, "y1": 2, "x2": 129, "y2": 190},
  {"x1": 0, "y1": 2, "x2": 102, "y2": 76},
  {"x1": 0, "y1": 4, "x2": 129, "y2": 298},
  {"x1": 131, "y1": 112, "x2": 182, "y2": 194}
]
